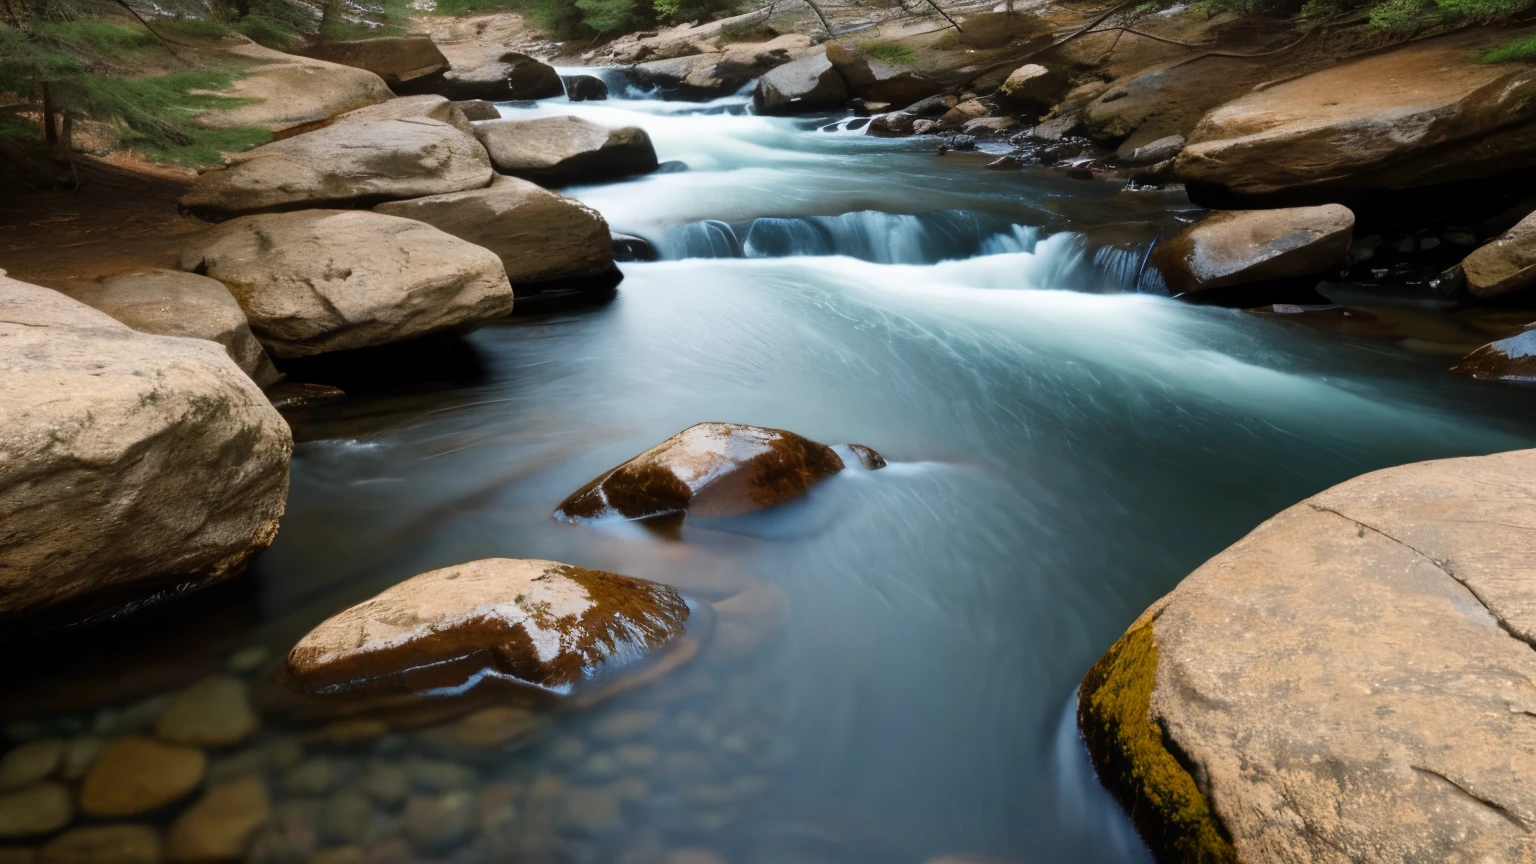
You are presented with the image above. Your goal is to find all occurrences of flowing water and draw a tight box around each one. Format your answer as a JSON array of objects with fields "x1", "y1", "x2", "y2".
[{"x1": 9, "y1": 80, "x2": 1536, "y2": 864}]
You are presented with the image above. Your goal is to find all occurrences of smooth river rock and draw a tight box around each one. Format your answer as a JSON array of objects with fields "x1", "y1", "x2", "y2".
[
  {"x1": 180, "y1": 117, "x2": 492, "y2": 220},
  {"x1": 752, "y1": 48, "x2": 848, "y2": 114},
  {"x1": 155, "y1": 675, "x2": 258, "y2": 747},
  {"x1": 166, "y1": 776, "x2": 270, "y2": 863},
  {"x1": 0, "y1": 739, "x2": 63, "y2": 791},
  {"x1": 180, "y1": 210, "x2": 515, "y2": 358},
  {"x1": 199, "y1": 43, "x2": 392, "y2": 135},
  {"x1": 1462, "y1": 209, "x2": 1536, "y2": 299},
  {"x1": 1451, "y1": 328, "x2": 1536, "y2": 383},
  {"x1": 1175, "y1": 30, "x2": 1536, "y2": 203},
  {"x1": 0, "y1": 275, "x2": 291, "y2": 622},
  {"x1": 39, "y1": 824, "x2": 162, "y2": 864},
  {"x1": 1150, "y1": 204, "x2": 1354, "y2": 294},
  {"x1": 554, "y1": 422, "x2": 885, "y2": 522},
  {"x1": 374, "y1": 174, "x2": 616, "y2": 288},
  {"x1": 1080, "y1": 447, "x2": 1536, "y2": 862},
  {"x1": 0, "y1": 782, "x2": 71, "y2": 838},
  {"x1": 297, "y1": 37, "x2": 449, "y2": 89},
  {"x1": 64, "y1": 270, "x2": 280, "y2": 388},
  {"x1": 284, "y1": 558, "x2": 690, "y2": 694},
  {"x1": 471, "y1": 116, "x2": 659, "y2": 186},
  {"x1": 80, "y1": 737, "x2": 205, "y2": 817}
]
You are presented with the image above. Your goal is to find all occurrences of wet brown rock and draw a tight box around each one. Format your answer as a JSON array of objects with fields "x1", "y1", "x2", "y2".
[
  {"x1": 0, "y1": 784, "x2": 71, "y2": 839},
  {"x1": 180, "y1": 118, "x2": 492, "y2": 220},
  {"x1": 1462, "y1": 210, "x2": 1536, "y2": 299},
  {"x1": 1150, "y1": 205, "x2": 1354, "y2": 294},
  {"x1": 63, "y1": 270, "x2": 280, "y2": 389},
  {"x1": 374, "y1": 175, "x2": 616, "y2": 288},
  {"x1": 414, "y1": 52, "x2": 563, "y2": 101},
  {"x1": 824, "y1": 41, "x2": 940, "y2": 107},
  {"x1": 0, "y1": 275, "x2": 291, "y2": 622},
  {"x1": 284, "y1": 559, "x2": 689, "y2": 694},
  {"x1": 555, "y1": 423, "x2": 881, "y2": 522},
  {"x1": 80, "y1": 737, "x2": 206, "y2": 818},
  {"x1": 199, "y1": 43, "x2": 392, "y2": 135},
  {"x1": 471, "y1": 116, "x2": 658, "y2": 186},
  {"x1": 0, "y1": 741, "x2": 62, "y2": 791},
  {"x1": 996, "y1": 64, "x2": 1065, "y2": 111},
  {"x1": 1452, "y1": 329, "x2": 1536, "y2": 383},
  {"x1": 166, "y1": 777, "x2": 270, "y2": 863},
  {"x1": 180, "y1": 210, "x2": 515, "y2": 359},
  {"x1": 403, "y1": 792, "x2": 474, "y2": 853},
  {"x1": 937, "y1": 99, "x2": 988, "y2": 131},
  {"x1": 1080, "y1": 447, "x2": 1536, "y2": 863},
  {"x1": 1175, "y1": 30, "x2": 1536, "y2": 203},
  {"x1": 453, "y1": 707, "x2": 539, "y2": 750},
  {"x1": 866, "y1": 111, "x2": 917, "y2": 138},
  {"x1": 38, "y1": 825, "x2": 161, "y2": 864},
  {"x1": 752, "y1": 48, "x2": 848, "y2": 115},
  {"x1": 155, "y1": 676, "x2": 258, "y2": 748},
  {"x1": 297, "y1": 37, "x2": 449, "y2": 89}
]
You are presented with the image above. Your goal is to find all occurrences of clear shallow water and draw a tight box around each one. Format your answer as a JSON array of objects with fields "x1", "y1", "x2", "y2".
[{"x1": 10, "y1": 87, "x2": 1536, "y2": 864}]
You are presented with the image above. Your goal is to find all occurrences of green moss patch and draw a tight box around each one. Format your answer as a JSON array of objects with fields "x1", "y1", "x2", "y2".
[
  {"x1": 1078, "y1": 619, "x2": 1238, "y2": 864},
  {"x1": 857, "y1": 39, "x2": 917, "y2": 66}
]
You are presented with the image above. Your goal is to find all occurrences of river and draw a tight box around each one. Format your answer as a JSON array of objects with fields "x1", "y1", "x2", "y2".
[{"x1": 10, "y1": 79, "x2": 1536, "y2": 864}]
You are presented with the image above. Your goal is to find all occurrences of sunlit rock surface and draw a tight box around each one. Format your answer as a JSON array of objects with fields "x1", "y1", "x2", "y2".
[
  {"x1": 555, "y1": 422, "x2": 884, "y2": 523},
  {"x1": 1150, "y1": 205, "x2": 1353, "y2": 294},
  {"x1": 285, "y1": 559, "x2": 690, "y2": 694}
]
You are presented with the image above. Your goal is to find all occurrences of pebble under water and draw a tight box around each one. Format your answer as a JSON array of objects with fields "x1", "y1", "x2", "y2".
[{"x1": 8, "y1": 80, "x2": 1536, "y2": 864}]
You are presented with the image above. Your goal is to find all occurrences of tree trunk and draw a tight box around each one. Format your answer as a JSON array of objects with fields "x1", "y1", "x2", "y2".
[
  {"x1": 54, "y1": 113, "x2": 73, "y2": 160},
  {"x1": 41, "y1": 82, "x2": 57, "y2": 147}
]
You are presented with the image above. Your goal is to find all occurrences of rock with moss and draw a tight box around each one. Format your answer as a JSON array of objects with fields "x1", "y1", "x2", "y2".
[
  {"x1": 554, "y1": 422, "x2": 885, "y2": 523},
  {"x1": 1080, "y1": 447, "x2": 1536, "y2": 861},
  {"x1": 284, "y1": 559, "x2": 690, "y2": 694},
  {"x1": 752, "y1": 48, "x2": 849, "y2": 115},
  {"x1": 824, "y1": 41, "x2": 940, "y2": 107}
]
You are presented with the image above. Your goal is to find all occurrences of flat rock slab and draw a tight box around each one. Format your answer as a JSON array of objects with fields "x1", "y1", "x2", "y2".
[
  {"x1": 471, "y1": 116, "x2": 658, "y2": 186},
  {"x1": 555, "y1": 422, "x2": 885, "y2": 523},
  {"x1": 284, "y1": 558, "x2": 690, "y2": 694},
  {"x1": 298, "y1": 36, "x2": 449, "y2": 88},
  {"x1": 375, "y1": 174, "x2": 615, "y2": 287},
  {"x1": 180, "y1": 210, "x2": 515, "y2": 359},
  {"x1": 1151, "y1": 204, "x2": 1354, "y2": 293},
  {"x1": 0, "y1": 275, "x2": 291, "y2": 623},
  {"x1": 1175, "y1": 29, "x2": 1536, "y2": 202},
  {"x1": 1080, "y1": 447, "x2": 1536, "y2": 863},
  {"x1": 180, "y1": 117, "x2": 492, "y2": 220},
  {"x1": 202, "y1": 42, "x2": 393, "y2": 134}
]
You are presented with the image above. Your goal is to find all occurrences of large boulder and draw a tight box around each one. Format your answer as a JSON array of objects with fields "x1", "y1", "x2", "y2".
[
  {"x1": 405, "y1": 52, "x2": 564, "y2": 101},
  {"x1": 284, "y1": 558, "x2": 690, "y2": 694},
  {"x1": 555, "y1": 422, "x2": 885, "y2": 523},
  {"x1": 374, "y1": 174, "x2": 616, "y2": 289},
  {"x1": 1461, "y1": 209, "x2": 1536, "y2": 299},
  {"x1": 1150, "y1": 204, "x2": 1354, "y2": 294},
  {"x1": 179, "y1": 210, "x2": 515, "y2": 358},
  {"x1": 297, "y1": 36, "x2": 449, "y2": 89},
  {"x1": 629, "y1": 36, "x2": 813, "y2": 100},
  {"x1": 1080, "y1": 447, "x2": 1536, "y2": 863},
  {"x1": 752, "y1": 48, "x2": 849, "y2": 115},
  {"x1": 63, "y1": 269, "x2": 281, "y2": 389},
  {"x1": 0, "y1": 274, "x2": 291, "y2": 623},
  {"x1": 996, "y1": 63, "x2": 1066, "y2": 111},
  {"x1": 1175, "y1": 30, "x2": 1536, "y2": 203},
  {"x1": 200, "y1": 43, "x2": 393, "y2": 135},
  {"x1": 471, "y1": 116, "x2": 658, "y2": 186},
  {"x1": 333, "y1": 94, "x2": 473, "y2": 135},
  {"x1": 1451, "y1": 328, "x2": 1536, "y2": 382},
  {"x1": 824, "y1": 41, "x2": 940, "y2": 107},
  {"x1": 180, "y1": 117, "x2": 492, "y2": 220}
]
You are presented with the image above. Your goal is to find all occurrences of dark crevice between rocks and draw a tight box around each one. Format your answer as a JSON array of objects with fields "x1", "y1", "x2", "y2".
[
  {"x1": 1306, "y1": 502, "x2": 1536, "y2": 655},
  {"x1": 1411, "y1": 765, "x2": 1531, "y2": 832},
  {"x1": 1077, "y1": 614, "x2": 1239, "y2": 864}
]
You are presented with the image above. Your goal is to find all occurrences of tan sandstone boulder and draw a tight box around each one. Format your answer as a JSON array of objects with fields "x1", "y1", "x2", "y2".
[
  {"x1": 284, "y1": 559, "x2": 690, "y2": 694},
  {"x1": 555, "y1": 422, "x2": 886, "y2": 523},
  {"x1": 179, "y1": 210, "x2": 515, "y2": 358},
  {"x1": 0, "y1": 274, "x2": 291, "y2": 623},
  {"x1": 997, "y1": 64, "x2": 1065, "y2": 111},
  {"x1": 333, "y1": 94, "x2": 473, "y2": 135},
  {"x1": 1461, "y1": 210, "x2": 1536, "y2": 299},
  {"x1": 374, "y1": 175, "x2": 616, "y2": 288},
  {"x1": 1175, "y1": 30, "x2": 1536, "y2": 203},
  {"x1": 201, "y1": 42, "x2": 393, "y2": 135},
  {"x1": 297, "y1": 36, "x2": 449, "y2": 89},
  {"x1": 1150, "y1": 205, "x2": 1354, "y2": 294},
  {"x1": 180, "y1": 117, "x2": 492, "y2": 220},
  {"x1": 824, "y1": 41, "x2": 940, "y2": 107},
  {"x1": 471, "y1": 116, "x2": 658, "y2": 186},
  {"x1": 1080, "y1": 447, "x2": 1536, "y2": 862},
  {"x1": 63, "y1": 269, "x2": 281, "y2": 389},
  {"x1": 752, "y1": 48, "x2": 849, "y2": 115}
]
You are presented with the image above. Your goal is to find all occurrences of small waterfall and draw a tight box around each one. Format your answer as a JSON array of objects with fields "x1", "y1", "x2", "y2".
[{"x1": 653, "y1": 210, "x2": 1023, "y2": 264}]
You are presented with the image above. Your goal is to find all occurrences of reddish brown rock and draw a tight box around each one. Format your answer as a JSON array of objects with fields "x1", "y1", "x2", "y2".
[
  {"x1": 285, "y1": 559, "x2": 689, "y2": 694},
  {"x1": 1151, "y1": 205, "x2": 1354, "y2": 294},
  {"x1": 1451, "y1": 329, "x2": 1536, "y2": 383},
  {"x1": 555, "y1": 423, "x2": 882, "y2": 522}
]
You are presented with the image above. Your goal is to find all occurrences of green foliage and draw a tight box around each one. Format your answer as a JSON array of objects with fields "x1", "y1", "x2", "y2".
[
  {"x1": 858, "y1": 39, "x2": 916, "y2": 65},
  {"x1": 57, "y1": 69, "x2": 272, "y2": 164},
  {"x1": 576, "y1": 0, "x2": 635, "y2": 32},
  {"x1": 233, "y1": 14, "x2": 301, "y2": 48},
  {"x1": 434, "y1": 0, "x2": 738, "y2": 38},
  {"x1": 715, "y1": 20, "x2": 776, "y2": 43},
  {"x1": 1482, "y1": 33, "x2": 1536, "y2": 62},
  {"x1": 1193, "y1": 0, "x2": 1532, "y2": 27}
]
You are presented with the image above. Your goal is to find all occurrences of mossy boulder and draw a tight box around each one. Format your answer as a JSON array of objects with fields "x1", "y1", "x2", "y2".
[{"x1": 554, "y1": 422, "x2": 884, "y2": 523}]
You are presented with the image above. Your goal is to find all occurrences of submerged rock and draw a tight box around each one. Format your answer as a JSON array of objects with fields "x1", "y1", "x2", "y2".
[
  {"x1": 374, "y1": 174, "x2": 617, "y2": 289},
  {"x1": 752, "y1": 49, "x2": 848, "y2": 115},
  {"x1": 0, "y1": 739, "x2": 62, "y2": 791},
  {"x1": 64, "y1": 269, "x2": 281, "y2": 389},
  {"x1": 297, "y1": 37, "x2": 449, "y2": 89},
  {"x1": 284, "y1": 559, "x2": 690, "y2": 694},
  {"x1": 167, "y1": 777, "x2": 270, "y2": 863},
  {"x1": 180, "y1": 210, "x2": 515, "y2": 358},
  {"x1": 1080, "y1": 447, "x2": 1536, "y2": 862},
  {"x1": 0, "y1": 275, "x2": 291, "y2": 623},
  {"x1": 39, "y1": 824, "x2": 162, "y2": 863},
  {"x1": 1452, "y1": 328, "x2": 1536, "y2": 382},
  {"x1": 180, "y1": 117, "x2": 492, "y2": 220},
  {"x1": 80, "y1": 737, "x2": 205, "y2": 817},
  {"x1": 554, "y1": 422, "x2": 884, "y2": 523},
  {"x1": 471, "y1": 116, "x2": 659, "y2": 186},
  {"x1": 0, "y1": 782, "x2": 71, "y2": 838},
  {"x1": 1462, "y1": 210, "x2": 1536, "y2": 299},
  {"x1": 155, "y1": 675, "x2": 258, "y2": 747},
  {"x1": 1150, "y1": 204, "x2": 1354, "y2": 294}
]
